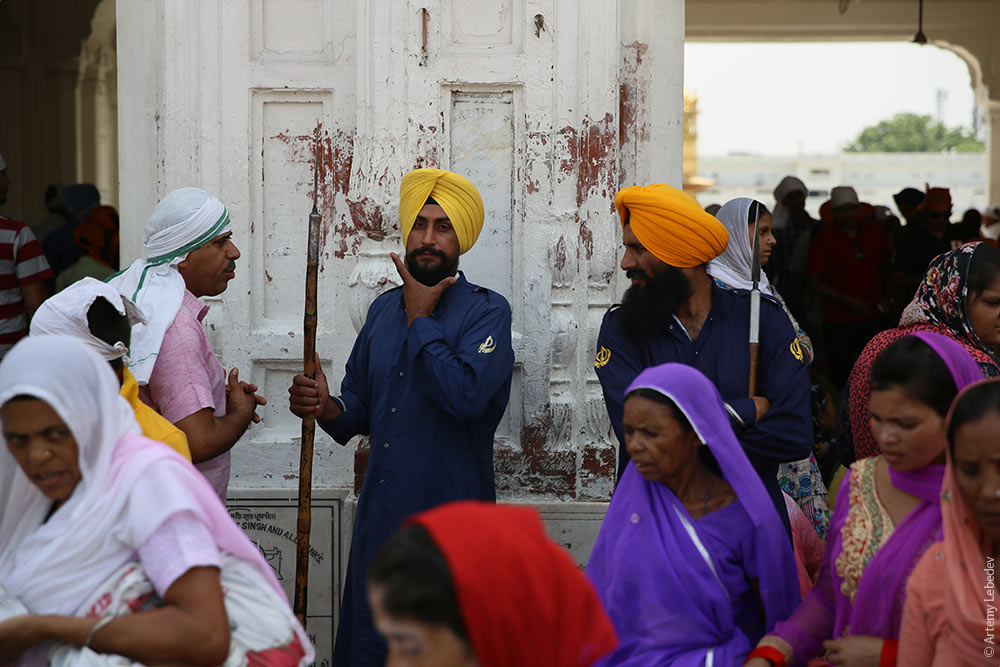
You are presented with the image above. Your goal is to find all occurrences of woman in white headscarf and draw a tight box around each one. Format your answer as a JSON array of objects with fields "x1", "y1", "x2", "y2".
[
  {"x1": 0, "y1": 336, "x2": 312, "y2": 666},
  {"x1": 709, "y1": 197, "x2": 813, "y2": 363},
  {"x1": 709, "y1": 198, "x2": 829, "y2": 545}
]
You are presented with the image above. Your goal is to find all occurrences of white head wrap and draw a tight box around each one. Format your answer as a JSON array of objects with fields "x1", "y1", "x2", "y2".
[
  {"x1": 708, "y1": 197, "x2": 774, "y2": 293},
  {"x1": 0, "y1": 336, "x2": 142, "y2": 614},
  {"x1": 106, "y1": 188, "x2": 231, "y2": 383},
  {"x1": 0, "y1": 335, "x2": 313, "y2": 664},
  {"x1": 771, "y1": 176, "x2": 808, "y2": 230},
  {"x1": 30, "y1": 278, "x2": 147, "y2": 361},
  {"x1": 0, "y1": 153, "x2": 6, "y2": 171}
]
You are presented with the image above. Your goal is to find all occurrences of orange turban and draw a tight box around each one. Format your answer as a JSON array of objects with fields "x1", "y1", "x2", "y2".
[
  {"x1": 399, "y1": 168, "x2": 485, "y2": 255},
  {"x1": 614, "y1": 184, "x2": 728, "y2": 267},
  {"x1": 74, "y1": 205, "x2": 119, "y2": 267},
  {"x1": 918, "y1": 186, "x2": 952, "y2": 213}
]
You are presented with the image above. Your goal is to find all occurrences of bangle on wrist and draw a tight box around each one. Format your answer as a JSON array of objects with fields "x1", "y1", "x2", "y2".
[
  {"x1": 744, "y1": 646, "x2": 786, "y2": 667},
  {"x1": 83, "y1": 616, "x2": 113, "y2": 649},
  {"x1": 879, "y1": 638, "x2": 898, "y2": 667}
]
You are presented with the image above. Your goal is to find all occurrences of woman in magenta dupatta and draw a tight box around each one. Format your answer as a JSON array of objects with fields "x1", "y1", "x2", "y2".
[
  {"x1": 746, "y1": 331, "x2": 981, "y2": 667},
  {"x1": 586, "y1": 363, "x2": 799, "y2": 666}
]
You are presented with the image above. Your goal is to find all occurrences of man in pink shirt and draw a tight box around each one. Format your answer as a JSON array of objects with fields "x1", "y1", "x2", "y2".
[{"x1": 108, "y1": 187, "x2": 264, "y2": 499}]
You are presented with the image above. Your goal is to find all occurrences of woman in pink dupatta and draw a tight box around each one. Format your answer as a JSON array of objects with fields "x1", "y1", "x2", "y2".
[
  {"x1": 0, "y1": 336, "x2": 313, "y2": 666},
  {"x1": 900, "y1": 379, "x2": 1000, "y2": 665},
  {"x1": 746, "y1": 331, "x2": 981, "y2": 667}
]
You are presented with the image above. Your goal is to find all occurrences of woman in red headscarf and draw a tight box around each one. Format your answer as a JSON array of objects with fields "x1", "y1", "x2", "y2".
[{"x1": 367, "y1": 501, "x2": 617, "y2": 667}]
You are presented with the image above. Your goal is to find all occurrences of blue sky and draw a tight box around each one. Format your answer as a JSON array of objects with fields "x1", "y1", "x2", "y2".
[{"x1": 684, "y1": 41, "x2": 979, "y2": 156}]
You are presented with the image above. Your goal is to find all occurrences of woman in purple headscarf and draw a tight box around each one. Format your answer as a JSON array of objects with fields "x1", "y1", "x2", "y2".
[
  {"x1": 746, "y1": 331, "x2": 981, "y2": 667},
  {"x1": 586, "y1": 363, "x2": 800, "y2": 665}
]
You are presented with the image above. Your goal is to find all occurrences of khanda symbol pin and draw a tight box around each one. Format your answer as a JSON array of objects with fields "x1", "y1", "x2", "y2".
[
  {"x1": 594, "y1": 345, "x2": 611, "y2": 368},
  {"x1": 478, "y1": 336, "x2": 496, "y2": 354},
  {"x1": 790, "y1": 339, "x2": 804, "y2": 363}
]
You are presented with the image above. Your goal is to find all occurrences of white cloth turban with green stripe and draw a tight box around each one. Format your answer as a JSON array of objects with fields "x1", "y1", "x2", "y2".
[{"x1": 106, "y1": 188, "x2": 232, "y2": 383}]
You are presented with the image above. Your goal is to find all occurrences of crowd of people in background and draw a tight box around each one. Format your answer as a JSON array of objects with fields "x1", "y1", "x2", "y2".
[{"x1": 4, "y1": 143, "x2": 1000, "y2": 667}]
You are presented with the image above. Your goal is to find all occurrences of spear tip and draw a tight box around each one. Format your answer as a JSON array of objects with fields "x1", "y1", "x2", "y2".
[{"x1": 311, "y1": 128, "x2": 320, "y2": 215}]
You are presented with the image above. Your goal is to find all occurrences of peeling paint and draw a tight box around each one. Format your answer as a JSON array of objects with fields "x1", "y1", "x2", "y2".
[
  {"x1": 579, "y1": 443, "x2": 616, "y2": 501},
  {"x1": 354, "y1": 444, "x2": 370, "y2": 495},
  {"x1": 270, "y1": 123, "x2": 360, "y2": 258},
  {"x1": 552, "y1": 235, "x2": 567, "y2": 273},
  {"x1": 494, "y1": 415, "x2": 577, "y2": 499},
  {"x1": 620, "y1": 41, "x2": 651, "y2": 184},
  {"x1": 575, "y1": 112, "x2": 617, "y2": 209},
  {"x1": 579, "y1": 219, "x2": 594, "y2": 261},
  {"x1": 346, "y1": 197, "x2": 386, "y2": 243}
]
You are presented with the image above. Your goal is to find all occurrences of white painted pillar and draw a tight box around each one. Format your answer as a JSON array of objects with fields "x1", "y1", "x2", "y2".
[
  {"x1": 987, "y1": 101, "x2": 1000, "y2": 207},
  {"x1": 620, "y1": 0, "x2": 685, "y2": 188},
  {"x1": 115, "y1": 2, "x2": 165, "y2": 262},
  {"x1": 77, "y1": 0, "x2": 118, "y2": 207}
]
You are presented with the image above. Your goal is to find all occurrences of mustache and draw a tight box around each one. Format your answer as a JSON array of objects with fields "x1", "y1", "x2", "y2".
[
  {"x1": 225, "y1": 261, "x2": 236, "y2": 272},
  {"x1": 626, "y1": 269, "x2": 648, "y2": 281},
  {"x1": 409, "y1": 248, "x2": 447, "y2": 261}
]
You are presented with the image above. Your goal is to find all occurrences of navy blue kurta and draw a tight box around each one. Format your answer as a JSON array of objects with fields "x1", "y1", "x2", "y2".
[
  {"x1": 594, "y1": 285, "x2": 812, "y2": 530},
  {"x1": 322, "y1": 272, "x2": 514, "y2": 666}
]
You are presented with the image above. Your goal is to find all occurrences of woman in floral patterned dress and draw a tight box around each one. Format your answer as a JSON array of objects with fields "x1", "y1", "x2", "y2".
[{"x1": 841, "y1": 242, "x2": 1000, "y2": 464}]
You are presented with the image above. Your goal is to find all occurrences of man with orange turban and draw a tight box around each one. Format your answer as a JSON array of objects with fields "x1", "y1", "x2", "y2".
[
  {"x1": 288, "y1": 167, "x2": 514, "y2": 667},
  {"x1": 595, "y1": 183, "x2": 811, "y2": 532}
]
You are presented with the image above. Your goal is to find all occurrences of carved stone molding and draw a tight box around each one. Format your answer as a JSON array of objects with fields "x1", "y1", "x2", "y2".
[
  {"x1": 346, "y1": 257, "x2": 402, "y2": 333},
  {"x1": 550, "y1": 308, "x2": 579, "y2": 370}
]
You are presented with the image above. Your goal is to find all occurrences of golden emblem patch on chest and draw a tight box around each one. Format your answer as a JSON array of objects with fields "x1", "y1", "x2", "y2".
[
  {"x1": 790, "y1": 339, "x2": 804, "y2": 363},
  {"x1": 478, "y1": 336, "x2": 496, "y2": 354},
  {"x1": 595, "y1": 345, "x2": 611, "y2": 368}
]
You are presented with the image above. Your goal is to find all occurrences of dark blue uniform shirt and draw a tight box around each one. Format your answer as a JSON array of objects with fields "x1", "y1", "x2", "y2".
[
  {"x1": 595, "y1": 285, "x2": 812, "y2": 530},
  {"x1": 321, "y1": 272, "x2": 514, "y2": 666}
]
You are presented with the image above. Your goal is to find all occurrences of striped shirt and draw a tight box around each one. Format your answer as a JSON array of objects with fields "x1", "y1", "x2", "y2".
[{"x1": 0, "y1": 216, "x2": 54, "y2": 358}]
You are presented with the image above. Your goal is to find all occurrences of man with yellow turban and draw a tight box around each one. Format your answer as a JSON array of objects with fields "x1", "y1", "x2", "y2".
[
  {"x1": 287, "y1": 167, "x2": 514, "y2": 667},
  {"x1": 595, "y1": 183, "x2": 811, "y2": 532}
]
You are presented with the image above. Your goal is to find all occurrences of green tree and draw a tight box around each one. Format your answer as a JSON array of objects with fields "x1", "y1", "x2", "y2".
[{"x1": 844, "y1": 112, "x2": 984, "y2": 153}]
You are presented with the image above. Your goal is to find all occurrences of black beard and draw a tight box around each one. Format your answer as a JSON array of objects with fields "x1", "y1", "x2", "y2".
[
  {"x1": 405, "y1": 248, "x2": 459, "y2": 287},
  {"x1": 618, "y1": 266, "x2": 693, "y2": 339}
]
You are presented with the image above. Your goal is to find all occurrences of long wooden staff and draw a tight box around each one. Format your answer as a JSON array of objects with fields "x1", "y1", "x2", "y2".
[
  {"x1": 748, "y1": 202, "x2": 762, "y2": 396},
  {"x1": 294, "y1": 132, "x2": 321, "y2": 624}
]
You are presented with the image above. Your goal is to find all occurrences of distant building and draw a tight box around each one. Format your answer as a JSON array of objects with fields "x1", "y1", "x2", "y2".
[
  {"x1": 683, "y1": 93, "x2": 714, "y2": 196},
  {"x1": 697, "y1": 152, "x2": 987, "y2": 219}
]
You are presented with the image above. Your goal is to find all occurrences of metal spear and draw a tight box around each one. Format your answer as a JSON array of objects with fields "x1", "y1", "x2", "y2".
[
  {"x1": 749, "y1": 203, "x2": 762, "y2": 397},
  {"x1": 294, "y1": 130, "x2": 321, "y2": 625}
]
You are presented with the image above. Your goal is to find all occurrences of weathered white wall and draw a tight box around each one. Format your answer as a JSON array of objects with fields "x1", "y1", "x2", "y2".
[
  {"x1": 116, "y1": 0, "x2": 686, "y2": 501},
  {"x1": 116, "y1": 3, "x2": 685, "y2": 652}
]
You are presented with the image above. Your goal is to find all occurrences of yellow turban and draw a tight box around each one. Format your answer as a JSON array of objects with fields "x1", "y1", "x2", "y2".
[
  {"x1": 399, "y1": 168, "x2": 485, "y2": 255},
  {"x1": 615, "y1": 184, "x2": 728, "y2": 267}
]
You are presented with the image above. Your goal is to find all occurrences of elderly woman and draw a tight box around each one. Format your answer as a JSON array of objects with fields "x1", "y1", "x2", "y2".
[
  {"x1": 844, "y1": 242, "x2": 1000, "y2": 462},
  {"x1": 746, "y1": 332, "x2": 981, "y2": 667},
  {"x1": 0, "y1": 336, "x2": 312, "y2": 666},
  {"x1": 586, "y1": 363, "x2": 800, "y2": 665},
  {"x1": 368, "y1": 501, "x2": 618, "y2": 667},
  {"x1": 709, "y1": 197, "x2": 829, "y2": 541},
  {"x1": 899, "y1": 379, "x2": 1000, "y2": 665}
]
